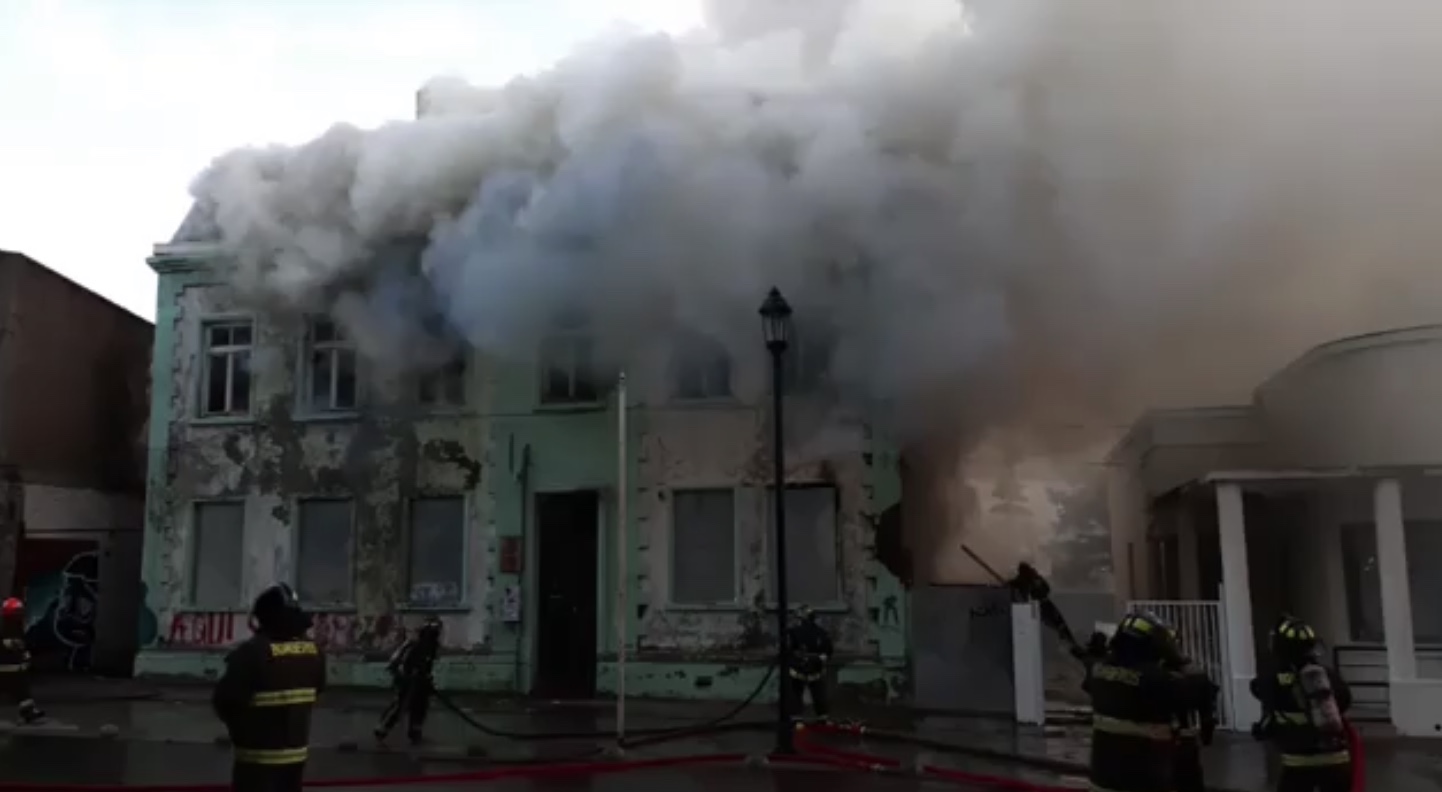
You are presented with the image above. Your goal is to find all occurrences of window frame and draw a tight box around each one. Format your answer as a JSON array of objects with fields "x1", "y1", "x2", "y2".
[
  {"x1": 292, "y1": 496, "x2": 358, "y2": 610},
  {"x1": 403, "y1": 494, "x2": 470, "y2": 611},
  {"x1": 197, "y1": 317, "x2": 255, "y2": 420},
  {"x1": 537, "y1": 331, "x2": 602, "y2": 407},
  {"x1": 762, "y1": 483, "x2": 844, "y2": 610},
  {"x1": 300, "y1": 317, "x2": 360, "y2": 415},
  {"x1": 188, "y1": 498, "x2": 246, "y2": 610},
  {"x1": 670, "y1": 335, "x2": 734, "y2": 403},
  {"x1": 417, "y1": 354, "x2": 468, "y2": 410},
  {"x1": 1340, "y1": 520, "x2": 1442, "y2": 646},
  {"x1": 666, "y1": 487, "x2": 743, "y2": 609}
]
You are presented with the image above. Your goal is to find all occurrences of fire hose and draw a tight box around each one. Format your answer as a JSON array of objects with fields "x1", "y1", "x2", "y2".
[{"x1": 428, "y1": 663, "x2": 777, "y2": 749}]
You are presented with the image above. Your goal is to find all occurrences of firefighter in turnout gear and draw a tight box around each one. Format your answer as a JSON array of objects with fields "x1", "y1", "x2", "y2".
[
  {"x1": 374, "y1": 617, "x2": 442, "y2": 744},
  {"x1": 785, "y1": 605, "x2": 833, "y2": 721},
  {"x1": 0, "y1": 598, "x2": 44, "y2": 724},
  {"x1": 1085, "y1": 610, "x2": 1188, "y2": 792},
  {"x1": 1250, "y1": 617, "x2": 1353, "y2": 792},
  {"x1": 1167, "y1": 637, "x2": 1220, "y2": 792},
  {"x1": 213, "y1": 584, "x2": 326, "y2": 792}
]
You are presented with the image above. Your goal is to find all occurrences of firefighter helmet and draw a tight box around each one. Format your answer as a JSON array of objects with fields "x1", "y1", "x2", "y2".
[
  {"x1": 1271, "y1": 616, "x2": 1319, "y2": 665},
  {"x1": 250, "y1": 583, "x2": 304, "y2": 635},
  {"x1": 1112, "y1": 609, "x2": 1178, "y2": 664}
]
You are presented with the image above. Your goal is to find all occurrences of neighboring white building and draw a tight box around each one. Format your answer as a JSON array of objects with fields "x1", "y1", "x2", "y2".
[{"x1": 1108, "y1": 325, "x2": 1442, "y2": 738}]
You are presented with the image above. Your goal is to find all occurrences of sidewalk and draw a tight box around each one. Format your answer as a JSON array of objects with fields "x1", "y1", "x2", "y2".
[{"x1": 6, "y1": 680, "x2": 1441, "y2": 792}]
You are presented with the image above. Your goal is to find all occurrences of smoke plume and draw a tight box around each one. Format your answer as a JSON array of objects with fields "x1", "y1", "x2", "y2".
[{"x1": 190, "y1": 0, "x2": 1442, "y2": 446}]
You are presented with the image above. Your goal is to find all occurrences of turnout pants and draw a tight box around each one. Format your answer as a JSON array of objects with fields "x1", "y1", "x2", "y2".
[
  {"x1": 1173, "y1": 736, "x2": 1205, "y2": 792},
  {"x1": 231, "y1": 762, "x2": 306, "y2": 792},
  {"x1": 787, "y1": 673, "x2": 829, "y2": 719},
  {"x1": 377, "y1": 678, "x2": 431, "y2": 739},
  {"x1": 1277, "y1": 764, "x2": 1352, "y2": 792}
]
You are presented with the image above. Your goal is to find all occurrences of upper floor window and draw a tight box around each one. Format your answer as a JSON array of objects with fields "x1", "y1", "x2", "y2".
[
  {"x1": 785, "y1": 324, "x2": 835, "y2": 393},
  {"x1": 672, "y1": 334, "x2": 732, "y2": 401},
  {"x1": 304, "y1": 318, "x2": 358, "y2": 412},
  {"x1": 539, "y1": 333, "x2": 599, "y2": 404},
  {"x1": 200, "y1": 320, "x2": 253, "y2": 417},
  {"x1": 419, "y1": 355, "x2": 467, "y2": 408}
]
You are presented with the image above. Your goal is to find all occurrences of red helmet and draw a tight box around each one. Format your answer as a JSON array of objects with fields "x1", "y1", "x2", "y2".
[{"x1": 1, "y1": 597, "x2": 22, "y2": 616}]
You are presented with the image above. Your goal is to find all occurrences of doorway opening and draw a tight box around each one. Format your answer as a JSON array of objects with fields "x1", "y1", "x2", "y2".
[{"x1": 533, "y1": 490, "x2": 600, "y2": 698}]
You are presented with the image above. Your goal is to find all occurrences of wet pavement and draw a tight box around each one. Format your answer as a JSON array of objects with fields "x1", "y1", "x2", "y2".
[
  {"x1": 3, "y1": 679, "x2": 1440, "y2": 792},
  {"x1": 0, "y1": 735, "x2": 1025, "y2": 791}
]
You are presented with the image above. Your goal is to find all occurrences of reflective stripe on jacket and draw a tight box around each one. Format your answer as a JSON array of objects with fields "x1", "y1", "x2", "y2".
[
  {"x1": 214, "y1": 637, "x2": 327, "y2": 766},
  {"x1": 1088, "y1": 661, "x2": 1183, "y2": 792}
]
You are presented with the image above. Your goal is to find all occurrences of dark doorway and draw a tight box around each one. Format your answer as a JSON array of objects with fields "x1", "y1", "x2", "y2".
[{"x1": 534, "y1": 490, "x2": 599, "y2": 698}]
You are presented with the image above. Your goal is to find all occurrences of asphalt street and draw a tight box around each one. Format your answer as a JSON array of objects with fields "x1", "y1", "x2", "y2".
[{"x1": 0, "y1": 734, "x2": 1009, "y2": 792}]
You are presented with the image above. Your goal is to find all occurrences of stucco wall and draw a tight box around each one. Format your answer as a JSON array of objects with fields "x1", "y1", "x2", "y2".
[{"x1": 137, "y1": 257, "x2": 907, "y2": 699}]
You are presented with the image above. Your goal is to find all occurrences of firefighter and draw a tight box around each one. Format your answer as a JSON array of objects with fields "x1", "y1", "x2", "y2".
[
  {"x1": 785, "y1": 605, "x2": 833, "y2": 721},
  {"x1": 374, "y1": 616, "x2": 442, "y2": 744},
  {"x1": 0, "y1": 598, "x2": 44, "y2": 724},
  {"x1": 1250, "y1": 617, "x2": 1353, "y2": 792},
  {"x1": 1071, "y1": 630, "x2": 1110, "y2": 691},
  {"x1": 213, "y1": 583, "x2": 326, "y2": 792},
  {"x1": 1168, "y1": 639, "x2": 1219, "y2": 792},
  {"x1": 1085, "y1": 610, "x2": 1188, "y2": 792}
]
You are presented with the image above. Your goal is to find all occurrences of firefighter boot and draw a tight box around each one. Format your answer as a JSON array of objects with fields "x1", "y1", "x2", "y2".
[{"x1": 18, "y1": 698, "x2": 45, "y2": 725}]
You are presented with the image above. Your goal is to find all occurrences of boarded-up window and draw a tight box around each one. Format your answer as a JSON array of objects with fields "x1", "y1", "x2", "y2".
[
  {"x1": 408, "y1": 497, "x2": 466, "y2": 607},
  {"x1": 765, "y1": 486, "x2": 841, "y2": 604},
  {"x1": 192, "y1": 502, "x2": 244, "y2": 608},
  {"x1": 670, "y1": 489, "x2": 737, "y2": 605},
  {"x1": 297, "y1": 499, "x2": 354, "y2": 605}
]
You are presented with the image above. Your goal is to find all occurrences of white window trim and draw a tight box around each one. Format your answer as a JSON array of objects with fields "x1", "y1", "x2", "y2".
[
  {"x1": 666, "y1": 487, "x2": 743, "y2": 610},
  {"x1": 761, "y1": 483, "x2": 846, "y2": 610},
  {"x1": 292, "y1": 496, "x2": 358, "y2": 610},
  {"x1": 197, "y1": 317, "x2": 255, "y2": 419},
  {"x1": 302, "y1": 318, "x2": 360, "y2": 414},
  {"x1": 402, "y1": 493, "x2": 471, "y2": 610},
  {"x1": 671, "y1": 338, "x2": 734, "y2": 403},
  {"x1": 538, "y1": 332, "x2": 601, "y2": 405},
  {"x1": 188, "y1": 498, "x2": 247, "y2": 610},
  {"x1": 418, "y1": 356, "x2": 468, "y2": 409}
]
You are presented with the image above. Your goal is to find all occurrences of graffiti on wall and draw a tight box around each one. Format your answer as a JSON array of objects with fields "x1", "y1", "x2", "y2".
[
  {"x1": 18, "y1": 541, "x2": 100, "y2": 672},
  {"x1": 163, "y1": 610, "x2": 409, "y2": 654}
]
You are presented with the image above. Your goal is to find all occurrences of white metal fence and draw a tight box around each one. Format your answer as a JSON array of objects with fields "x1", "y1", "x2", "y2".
[{"x1": 1127, "y1": 599, "x2": 1236, "y2": 729}]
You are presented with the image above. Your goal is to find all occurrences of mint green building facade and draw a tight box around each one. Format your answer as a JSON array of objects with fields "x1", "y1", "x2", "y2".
[{"x1": 135, "y1": 243, "x2": 910, "y2": 702}]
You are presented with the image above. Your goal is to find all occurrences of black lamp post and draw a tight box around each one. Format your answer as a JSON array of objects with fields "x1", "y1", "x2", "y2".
[{"x1": 759, "y1": 286, "x2": 794, "y2": 754}]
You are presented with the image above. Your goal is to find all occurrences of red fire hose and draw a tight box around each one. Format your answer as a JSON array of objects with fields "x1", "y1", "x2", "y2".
[{"x1": 1346, "y1": 722, "x2": 1366, "y2": 792}]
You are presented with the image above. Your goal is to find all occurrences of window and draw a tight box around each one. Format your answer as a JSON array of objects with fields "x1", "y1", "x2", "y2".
[
  {"x1": 670, "y1": 489, "x2": 738, "y2": 605},
  {"x1": 785, "y1": 324, "x2": 835, "y2": 392},
  {"x1": 408, "y1": 497, "x2": 466, "y2": 607},
  {"x1": 765, "y1": 485, "x2": 841, "y2": 604},
  {"x1": 304, "y1": 318, "x2": 358, "y2": 412},
  {"x1": 539, "y1": 333, "x2": 599, "y2": 404},
  {"x1": 191, "y1": 502, "x2": 244, "y2": 608},
  {"x1": 672, "y1": 335, "x2": 733, "y2": 401},
  {"x1": 419, "y1": 356, "x2": 467, "y2": 408},
  {"x1": 1342, "y1": 521, "x2": 1442, "y2": 645},
  {"x1": 296, "y1": 499, "x2": 355, "y2": 605},
  {"x1": 200, "y1": 321, "x2": 253, "y2": 416}
]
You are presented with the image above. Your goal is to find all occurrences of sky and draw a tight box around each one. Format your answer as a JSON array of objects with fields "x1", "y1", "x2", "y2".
[{"x1": 0, "y1": 0, "x2": 704, "y2": 322}]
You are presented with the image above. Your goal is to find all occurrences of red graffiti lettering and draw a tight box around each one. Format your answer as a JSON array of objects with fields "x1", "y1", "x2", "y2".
[{"x1": 166, "y1": 612, "x2": 244, "y2": 648}]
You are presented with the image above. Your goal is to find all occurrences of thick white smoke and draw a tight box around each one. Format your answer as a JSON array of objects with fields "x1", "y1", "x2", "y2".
[{"x1": 191, "y1": 0, "x2": 1442, "y2": 444}]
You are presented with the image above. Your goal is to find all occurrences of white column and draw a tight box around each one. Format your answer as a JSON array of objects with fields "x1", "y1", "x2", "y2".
[
  {"x1": 1373, "y1": 478, "x2": 1416, "y2": 682},
  {"x1": 1217, "y1": 482, "x2": 1261, "y2": 727}
]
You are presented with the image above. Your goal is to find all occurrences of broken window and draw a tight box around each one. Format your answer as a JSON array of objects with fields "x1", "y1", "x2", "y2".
[
  {"x1": 296, "y1": 498, "x2": 355, "y2": 605},
  {"x1": 407, "y1": 497, "x2": 466, "y2": 608},
  {"x1": 304, "y1": 318, "x2": 358, "y2": 412},
  {"x1": 191, "y1": 501, "x2": 244, "y2": 609},
  {"x1": 783, "y1": 323, "x2": 835, "y2": 393},
  {"x1": 200, "y1": 320, "x2": 253, "y2": 417},
  {"x1": 670, "y1": 489, "x2": 738, "y2": 605},
  {"x1": 765, "y1": 485, "x2": 841, "y2": 605},
  {"x1": 418, "y1": 355, "x2": 467, "y2": 408},
  {"x1": 539, "y1": 333, "x2": 600, "y2": 404},
  {"x1": 672, "y1": 334, "x2": 733, "y2": 401}
]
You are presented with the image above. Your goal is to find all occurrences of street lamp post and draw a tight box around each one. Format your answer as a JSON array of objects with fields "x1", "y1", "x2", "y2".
[{"x1": 759, "y1": 287, "x2": 794, "y2": 754}]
